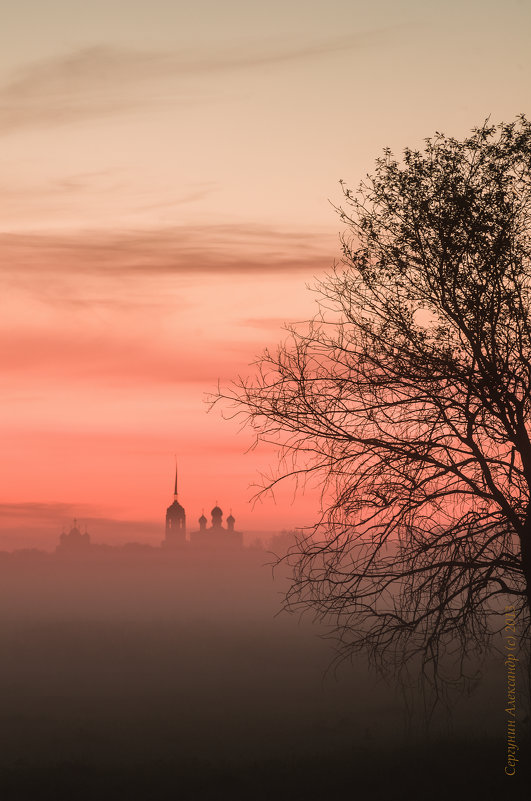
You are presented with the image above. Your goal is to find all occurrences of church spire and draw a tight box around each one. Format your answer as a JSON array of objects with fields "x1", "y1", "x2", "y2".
[{"x1": 164, "y1": 461, "x2": 186, "y2": 545}]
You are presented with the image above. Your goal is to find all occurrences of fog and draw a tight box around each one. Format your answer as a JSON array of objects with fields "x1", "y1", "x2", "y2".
[{"x1": 0, "y1": 541, "x2": 525, "y2": 799}]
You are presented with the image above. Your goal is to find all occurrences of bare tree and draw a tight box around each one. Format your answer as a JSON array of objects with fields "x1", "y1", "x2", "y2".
[{"x1": 219, "y1": 117, "x2": 531, "y2": 696}]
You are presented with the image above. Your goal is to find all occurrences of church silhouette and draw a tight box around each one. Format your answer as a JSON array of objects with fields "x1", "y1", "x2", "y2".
[
  {"x1": 57, "y1": 519, "x2": 91, "y2": 553},
  {"x1": 53, "y1": 468, "x2": 245, "y2": 555},
  {"x1": 163, "y1": 467, "x2": 243, "y2": 550}
]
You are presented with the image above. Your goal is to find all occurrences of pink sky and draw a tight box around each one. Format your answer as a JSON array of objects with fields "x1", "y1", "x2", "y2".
[{"x1": 1, "y1": 0, "x2": 530, "y2": 549}]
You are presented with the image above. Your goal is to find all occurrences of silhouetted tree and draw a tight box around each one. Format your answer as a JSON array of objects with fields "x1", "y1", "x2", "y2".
[{"x1": 219, "y1": 117, "x2": 531, "y2": 696}]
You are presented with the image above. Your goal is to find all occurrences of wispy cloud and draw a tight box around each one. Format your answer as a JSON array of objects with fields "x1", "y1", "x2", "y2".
[
  {"x1": 0, "y1": 224, "x2": 334, "y2": 386},
  {"x1": 0, "y1": 47, "x2": 171, "y2": 133},
  {"x1": 0, "y1": 224, "x2": 334, "y2": 278},
  {"x1": 0, "y1": 174, "x2": 220, "y2": 221},
  {"x1": 0, "y1": 501, "x2": 85, "y2": 521},
  {"x1": 0, "y1": 31, "x2": 391, "y2": 133}
]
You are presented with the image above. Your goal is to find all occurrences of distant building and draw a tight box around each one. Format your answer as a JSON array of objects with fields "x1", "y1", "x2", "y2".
[
  {"x1": 162, "y1": 467, "x2": 243, "y2": 550},
  {"x1": 56, "y1": 519, "x2": 91, "y2": 553},
  {"x1": 54, "y1": 469, "x2": 245, "y2": 556},
  {"x1": 163, "y1": 466, "x2": 186, "y2": 547},
  {"x1": 190, "y1": 504, "x2": 243, "y2": 549}
]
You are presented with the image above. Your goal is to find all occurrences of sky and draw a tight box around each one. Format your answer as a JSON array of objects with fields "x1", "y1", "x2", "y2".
[{"x1": 1, "y1": 0, "x2": 530, "y2": 548}]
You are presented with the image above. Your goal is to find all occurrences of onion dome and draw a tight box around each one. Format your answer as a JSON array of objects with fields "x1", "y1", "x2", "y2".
[{"x1": 68, "y1": 521, "x2": 82, "y2": 538}]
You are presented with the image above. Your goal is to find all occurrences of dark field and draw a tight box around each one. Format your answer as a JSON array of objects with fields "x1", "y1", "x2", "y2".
[{"x1": 0, "y1": 549, "x2": 528, "y2": 799}]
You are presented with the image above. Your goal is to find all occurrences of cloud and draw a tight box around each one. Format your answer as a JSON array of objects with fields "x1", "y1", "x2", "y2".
[
  {"x1": 0, "y1": 501, "x2": 86, "y2": 521},
  {"x1": 0, "y1": 224, "x2": 335, "y2": 279},
  {"x1": 0, "y1": 32, "x2": 391, "y2": 133},
  {"x1": 0, "y1": 47, "x2": 171, "y2": 133},
  {"x1": 0, "y1": 169, "x2": 120, "y2": 199},
  {"x1": 0, "y1": 174, "x2": 220, "y2": 223},
  {"x1": 0, "y1": 224, "x2": 335, "y2": 388}
]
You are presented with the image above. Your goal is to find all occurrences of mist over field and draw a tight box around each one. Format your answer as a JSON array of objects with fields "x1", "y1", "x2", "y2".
[{"x1": 0, "y1": 540, "x2": 523, "y2": 800}]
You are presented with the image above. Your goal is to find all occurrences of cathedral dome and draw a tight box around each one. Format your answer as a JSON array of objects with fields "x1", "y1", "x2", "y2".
[
  {"x1": 211, "y1": 505, "x2": 223, "y2": 517},
  {"x1": 167, "y1": 499, "x2": 185, "y2": 513},
  {"x1": 57, "y1": 519, "x2": 90, "y2": 551}
]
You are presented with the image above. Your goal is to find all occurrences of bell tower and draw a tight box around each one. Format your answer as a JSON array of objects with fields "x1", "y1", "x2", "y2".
[{"x1": 164, "y1": 464, "x2": 186, "y2": 546}]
